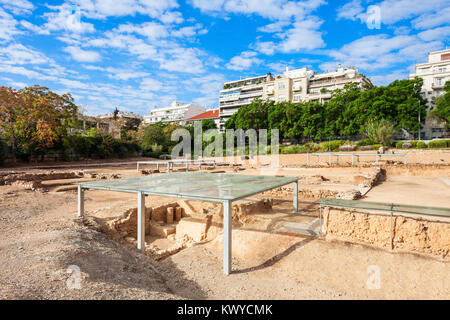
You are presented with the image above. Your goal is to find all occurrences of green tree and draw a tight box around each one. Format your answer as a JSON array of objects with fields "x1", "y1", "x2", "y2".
[
  {"x1": 430, "y1": 80, "x2": 450, "y2": 130},
  {"x1": 0, "y1": 85, "x2": 77, "y2": 161},
  {"x1": 365, "y1": 119, "x2": 395, "y2": 146},
  {"x1": 201, "y1": 119, "x2": 217, "y2": 130},
  {"x1": 141, "y1": 123, "x2": 166, "y2": 151}
]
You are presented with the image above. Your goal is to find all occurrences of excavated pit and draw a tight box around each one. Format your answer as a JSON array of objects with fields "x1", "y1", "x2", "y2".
[{"x1": 104, "y1": 198, "x2": 274, "y2": 260}]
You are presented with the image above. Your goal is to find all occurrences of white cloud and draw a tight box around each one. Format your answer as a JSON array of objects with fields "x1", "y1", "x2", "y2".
[
  {"x1": 418, "y1": 26, "x2": 450, "y2": 42},
  {"x1": 140, "y1": 78, "x2": 163, "y2": 91},
  {"x1": 412, "y1": 7, "x2": 450, "y2": 29},
  {"x1": 0, "y1": 44, "x2": 51, "y2": 65},
  {"x1": 337, "y1": 0, "x2": 450, "y2": 29},
  {"x1": 43, "y1": 4, "x2": 95, "y2": 34},
  {"x1": 226, "y1": 51, "x2": 263, "y2": 71},
  {"x1": 183, "y1": 73, "x2": 226, "y2": 107},
  {"x1": 277, "y1": 18, "x2": 325, "y2": 52},
  {"x1": 374, "y1": 0, "x2": 449, "y2": 25},
  {"x1": 72, "y1": 0, "x2": 179, "y2": 21},
  {"x1": 320, "y1": 34, "x2": 445, "y2": 72},
  {"x1": 64, "y1": 46, "x2": 101, "y2": 62},
  {"x1": 190, "y1": 0, "x2": 325, "y2": 21},
  {"x1": 0, "y1": 8, "x2": 21, "y2": 42},
  {"x1": 116, "y1": 22, "x2": 169, "y2": 40},
  {"x1": 258, "y1": 20, "x2": 290, "y2": 33},
  {"x1": 159, "y1": 11, "x2": 184, "y2": 24},
  {"x1": 84, "y1": 65, "x2": 150, "y2": 80},
  {"x1": 157, "y1": 47, "x2": 205, "y2": 73},
  {"x1": 20, "y1": 20, "x2": 50, "y2": 35},
  {"x1": 336, "y1": 0, "x2": 363, "y2": 21},
  {"x1": 0, "y1": 0, "x2": 34, "y2": 15},
  {"x1": 369, "y1": 69, "x2": 409, "y2": 86},
  {"x1": 254, "y1": 41, "x2": 276, "y2": 55}
]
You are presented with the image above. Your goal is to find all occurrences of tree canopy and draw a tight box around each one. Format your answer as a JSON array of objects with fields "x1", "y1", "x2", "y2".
[{"x1": 225, "y1": 78, "x2": 428, "y2": 141}]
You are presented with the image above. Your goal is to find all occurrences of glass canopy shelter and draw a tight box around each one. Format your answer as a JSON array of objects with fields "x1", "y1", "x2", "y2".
[{"x1": 76, "y1": 172, "x2": 299, "y2": 275}]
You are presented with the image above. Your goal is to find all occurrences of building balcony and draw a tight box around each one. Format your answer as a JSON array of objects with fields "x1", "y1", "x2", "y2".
[
  {"x1": 432, "y1": 83, "x2": 445, "y2": 89},
  {"x1": 219, "y1": 100, "x2": 252, "y2": 108},
  {"x1": 309, "y1": 77, "x2": 361, "y2": 88},
  {"x1": 239, "y1": 90, "x2": 263, "y2": 98}
]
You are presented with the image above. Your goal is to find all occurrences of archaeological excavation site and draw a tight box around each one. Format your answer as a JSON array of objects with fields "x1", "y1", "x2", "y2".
[{"x1": 0, "y1": 151, "x2": 449, "y2": 300}]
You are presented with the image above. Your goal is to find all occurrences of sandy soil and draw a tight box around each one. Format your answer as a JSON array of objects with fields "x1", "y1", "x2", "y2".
[{"x1": 0, "y1": 151, "x2": 449, "y2": 300}]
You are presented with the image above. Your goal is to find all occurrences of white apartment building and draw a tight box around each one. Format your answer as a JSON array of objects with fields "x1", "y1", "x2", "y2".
[
  {"x1": 143, "y1": 101, "x2": 205, "y2": 125},
  {"x1": 218, "y1": 74, "x2": 273, "y2": 131},
  {"x1": 218, "y1": 66, "x2": 370, "y2": 130},
  {"x1": 409, "y1": 49, "x2": 450, "y2": 138}
]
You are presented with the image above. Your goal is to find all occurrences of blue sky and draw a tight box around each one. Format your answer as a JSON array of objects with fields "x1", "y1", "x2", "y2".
[{"x1": 1, "y1": 0, "x2": 449, "y2": 115}]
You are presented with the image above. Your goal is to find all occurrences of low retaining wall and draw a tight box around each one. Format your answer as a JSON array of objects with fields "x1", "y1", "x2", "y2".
[{"x1": 322, "y1": 207, "x2": 450, "y2": 258}]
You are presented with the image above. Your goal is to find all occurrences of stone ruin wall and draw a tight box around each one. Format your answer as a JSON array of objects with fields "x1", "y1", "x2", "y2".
[{"x1": 322, "y1": 207, "x2": 450, "y2": 258}]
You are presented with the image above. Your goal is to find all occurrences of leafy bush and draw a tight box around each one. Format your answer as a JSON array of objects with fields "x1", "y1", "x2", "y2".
[
  {"x1": 428, "y1": 140, "x2": 448, "y2": 148},
  {"x1": 0, "y1": 139, "x2": 7, "y2": 165},
  {"x1": 357, "y1": 138, "x2": 376, "y2": 147},
  {"x1": 365, "y1": 119, "x2": 395, "y2": 146},
  {"x1": 416, "y1": 141, "x2": 427, "y2": 149},
  {"x1": 320, "y1": 140, "x2": 345, "y2": 151},
  {"x1": 396, "y1": 141, "x2": 418, "y2": 149},
  {"x1": 370, "y1": 144, "x2": 382, "y2": 150}
]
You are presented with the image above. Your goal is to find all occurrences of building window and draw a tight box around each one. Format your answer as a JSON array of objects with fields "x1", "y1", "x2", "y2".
[
  {"x1": 278, "y1": 95, "x2": 286, "y2": 101},
  {"x1": 293, "y1": 94, "x2": 301, "y2": 101},
  {"x1": 278, "y1": 82, "x2": 286, "y2": 89}
]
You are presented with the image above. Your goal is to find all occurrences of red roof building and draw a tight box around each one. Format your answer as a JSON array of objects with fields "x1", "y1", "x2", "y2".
[{"x1": 186, "y1": 109, "x2": 219, "y2": 121}]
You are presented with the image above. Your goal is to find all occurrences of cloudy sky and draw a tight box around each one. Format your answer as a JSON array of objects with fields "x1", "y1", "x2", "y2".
[{"x1": 1, "y1": 0, "x2": 449, "y2": 115}]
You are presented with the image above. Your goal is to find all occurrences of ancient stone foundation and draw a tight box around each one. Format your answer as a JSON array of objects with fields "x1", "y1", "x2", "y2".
[
  {"x1": 322, "y1": 207, "x2": 450, "y2": 258},
  {"x1": 110, "y1": 197, "x2": 274, "y2": 259}
]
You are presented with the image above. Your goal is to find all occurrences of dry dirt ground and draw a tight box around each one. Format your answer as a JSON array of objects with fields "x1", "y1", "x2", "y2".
[{"x1": 0, "y1": 151, "x2": 449, "y2": 300}]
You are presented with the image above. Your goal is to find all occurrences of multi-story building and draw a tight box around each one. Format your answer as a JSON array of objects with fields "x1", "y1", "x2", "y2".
[
  {"x1": 143, "y1": 101, "x2": 205, "y2": 125},
  {"x1": 218, "y1": 74, "x2": 273, "y2": 131},
  {"x1": 409, "y1": 49, "x2": 450, "y2": 138},
  {"x1": 218, "y1": 66, "x2": 370, "y2": 130}
]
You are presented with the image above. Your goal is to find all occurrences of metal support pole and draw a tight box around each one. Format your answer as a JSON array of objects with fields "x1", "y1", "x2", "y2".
[
  {"x1": 390, "y1": 204, "x2": 394, "y2": 251},
  {"x1": 376, "y1": 155, "x2": 379, "y2": 164},
  {"x1": 186, "y1": 161, "x2": 189, "y2": 172},
  {"x1": 137, "y1": 192, "x2": 146, "y2": 252},
  {"x1": 77, "y1": 185, "x2": 84, "y2": 217},
  {"x1": 336, "y1": 155, "x2": 339, "y2": 165},
  {"x1": 307, "y1": 153, "x2": 310, "y2": 166},
  {"x1": 319, "y1": 205, "x2": 323, "y2": 235},
  {"x1": 157, "y1": 163, "x2": 159, "y2": 171},
  {"x1": 352, "y1": 154, "x2": 354, "y2": 166},
  {"x1": 167, "y1": 162, "x2": 171, "y2": 173},
  {"x1": 199, "y1": 162, "x2": 202, "y2": 170},
  {"x1": 293, "y1": 181, "x2": 298, "y2": 213},
  {"x1": 404, "y1": 155, "x2": 407, "y2": 165},
  {"x1": 137, "y1": 162, "x2": 139, "y2": 172},
  {"x1": 329, "y1": 154, "x2": 332, "y2": 166},
  {"x1": 316, "y1": 155, "x2": 319, "y2": 164},
  {"x1": 223, "y1": 200, "x2": 232, "y2": 275}
]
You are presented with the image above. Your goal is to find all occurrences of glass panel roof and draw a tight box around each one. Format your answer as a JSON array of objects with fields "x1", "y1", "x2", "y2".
[
  {"x1": 77, "y1": 172, "x2": 297, "y2": 201},
  {"x1": 318, "y1": 198, "x2": 450, "y2": 218}
]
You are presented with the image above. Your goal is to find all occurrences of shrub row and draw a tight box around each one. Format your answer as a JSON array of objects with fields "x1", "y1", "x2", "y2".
[{"x1": 395, "y1": 140, "x2": 450, "y2": 149}]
